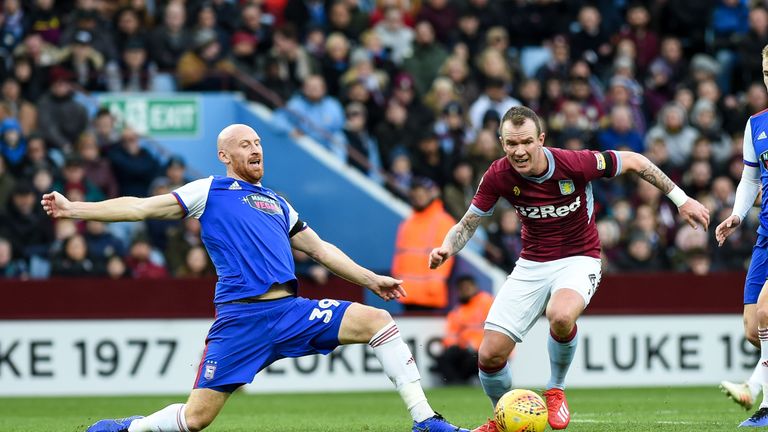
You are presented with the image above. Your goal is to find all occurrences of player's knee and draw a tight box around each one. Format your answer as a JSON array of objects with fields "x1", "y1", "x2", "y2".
[
  {"x1": 368, "y1": 308, "x2": 394, "y2": 333},
  {"x1": 548, "y1": 312, "x2": 575, "y2": 335},
  {"x1": 477, "y1": 349, "x2": 507, "y2": 370},
  {"x1": 757, "y1": 304, "x2": 768, "y2": 326}
]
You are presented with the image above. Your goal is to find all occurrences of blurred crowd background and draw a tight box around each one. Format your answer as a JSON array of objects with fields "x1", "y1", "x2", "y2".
[{"x1": 0, "y1": 0, "x2": 763, "y2": 281}]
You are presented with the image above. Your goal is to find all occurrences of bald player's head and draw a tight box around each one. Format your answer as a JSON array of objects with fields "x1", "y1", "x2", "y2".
[{"x1": 217, "y1": 124, "x2": 256, "y2": 152}]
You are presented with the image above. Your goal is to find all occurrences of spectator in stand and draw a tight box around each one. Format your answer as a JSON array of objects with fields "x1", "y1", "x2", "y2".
[
  {"x1": 52, "y1": 155, "x2": 105, "y2": 203},
  {"x1": 147, "y1": 1, "x2": 192, "y2": 75},
  {"x1": 340, "y1": 48, "x2": 388, "y2": 114},
  {"x1": 175, "y1": 245, "x2": 215, "y2": 278},
  {"x1": 343, "y1": 102, "x2": 382, "y2": 181},
  {"x1": 440, "y1": 56, "x2": 480, "y2": 110},
  {"x1": 228, "y1": 31, "x2": 260, "y2": 78},
  {"x1": 84, "y1": 220, "x2": 125, "y2": 266},
  {"x1": 27, "y1": 0, "x2": 62, "y2": 45},
  {"x1": 435, "y1": 101, "x2": 470, "y2": 159},
  {"x1": 19, "y1": 134, "x2": 58, "y2": 181},
  {"x1": 392, "y1": 177, "x2": 455, "y2": 311},
  {"x1": 738, "y1": 6, "x2": 768, "y2": 88},
  {"x1": 424, "y1": 77, "x2": 460, "y2": 119},
  {"x1": 645, "y1": 102, "x2": 698, "y2": 168},
  {"x1": 443, "y1": 160, "x2": 476, "y2": 221},
  {"x1": 50, "y1": 233, "x2": 104, "y2": 277},
  {"x1": 320, "y1": 32, "x2": 350, "y2": 98},
  {"x1": 485, "y1": 208, "x2": 523, "y2": 273},
  {"x1": 263, "y1": 24, "x2": 318, "y2": 95},
  {"x1": 107, "y1": 126, "x2": 160, "y2": 197},
  {"x1": 617, "y1": 234, "x2": 664, "y2": 273},
  {"x1": 374, "y1": 100, "x2": 413, "y2": 171},
  {"x1": 273, "y1": 74, "x2": 347, "y2": 158},
  {"x1": 597, "y1": 105, "x2": 644, "y2": 153},
  {"x1": 0, "y1": 117, "x2": 25, "y2": 175},
  {"x1": 682, "y1": 160, "x2": 713, "y2": 198},
  {"x1": 107, "y1": 38, "x2": 157, "y2": 92},
  {"x1": 12, "y1": 40, "x2": 55, "y2": 103},
  {"x1": 125, "y1": 235, "x2": 169, "y2": 279},
  {"x1": 450, "y1": 11, "x2": 482, "y2": 60},
  {"x1": 37, "y1": 67, "x2": 89, "y2": 153},
  {"x1": 106, "y1": 254, "x2": 129, "y2": 279},
  {"x1": 0, "y1": 182, "x2": 53, "y2": 260},
  {"x1": 618, "y1": 4, "x2": 659, "y2": 76},
  {"x1": 411, "y1": 131, "x2": 452, "y2": 188},
  {"x1": 596, "y1": 217, "x2": 622, "y2": 273},
  {"x1": 402, "y1": 20, "x2": 448, "y2": 97},
  {"x1": 191, "y1": 3, "x2": 229, "y2": 56},
  {"x1": 1, "y1": 78, "x2": 37, "y2": 136},
  {"x1": 372, "y1": 6, "x2": 414, "y2": 65},
  {"x1": 535, "y1": 35, "x2": 571, "y2": 84},
  {"x1": 164, "y1": 216, "x2": 204, "y2": 276},
  {"x1": 176, "y1": 29, "x2": 235, "y2": 91},
  {"x1": 92, "y1": 108, "x2": 120, "y2": 150},
  {"x1": 1, "y1": 0, "x2": 24, "y2": 57},
  {"x1": 416, "y1": 0, "x2": 457, "y2": 45},
  {"x1": 569, "y1": 5, "x2": 612, "y2": 74},
  {"x1": 390, "y1": 72, "x2": 434, "y2": 135},
  {"x1": 326, "y1": 1, "x2": 365, "y2": 43},
  {"x1": 112, "y1": 7, "x2": 145, "y2": 56},
  {"x1": 0, "y1": 236, "x2": 26, "y2": 278},
  {"x1": 58, "y1": 30, "x2": 106, "y2": 92},
  {"x1": 61, "y1": 7, "x2": 117, "y2": 62},
  {"x1": 649, "y1": 36, "x2": 688, "y2": 91},
  {"x1": 466, "y1": 129, "x2": 502, "y2": 184},
  {"x1": 468, "y1": 78, "x2": 520, "y2": 133},
  {"x1": 434, "y1": 275, "x2": 493, "y2": 385},
  {"x1": 0, "y1": 156, "x2": 15, "y2": 214}
]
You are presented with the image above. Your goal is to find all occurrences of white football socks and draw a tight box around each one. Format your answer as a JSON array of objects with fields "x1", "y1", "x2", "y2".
[
  {"x1": 128, "y1": 403, "x2": 189, "y2": 432},
  {"x1": 748, "y1": 360, "x2": 762, "y2": 400},
  {"x1": 370, "y1": 321, "x2": 435, "y2": 423},
  {"x1": 760, "y1": 327, "x2": 768, "y2": 409}
]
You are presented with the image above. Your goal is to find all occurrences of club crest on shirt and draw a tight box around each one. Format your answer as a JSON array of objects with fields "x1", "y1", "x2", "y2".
[
  {"x1": 242, "y1": 193, "x2": 283, "y2": 215},
  {"x1": 760, "y1": 150, "x2": 768, "y2": 170},
  {"x1": 513, "y1": 186, "x2": 521, "y2": 196},
  {"x1": 204, "y1": 361, "x2": 217, "y2": 380},
  {"x1": 558, "y1": 179, "x2": 575, "y2": 195}
]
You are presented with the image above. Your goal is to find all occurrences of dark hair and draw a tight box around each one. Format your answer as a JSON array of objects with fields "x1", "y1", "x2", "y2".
[
  {"x1": 498, "y1": 106, "x2": 543, "y2": 137},
  {"x1": 455, "y1": 275, "x2": 477, "y2": 286}
]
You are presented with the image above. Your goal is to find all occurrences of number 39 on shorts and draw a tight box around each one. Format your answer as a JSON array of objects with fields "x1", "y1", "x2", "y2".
[{"x1": 308, "y1": 299, "x2": 340, "y2": 323}]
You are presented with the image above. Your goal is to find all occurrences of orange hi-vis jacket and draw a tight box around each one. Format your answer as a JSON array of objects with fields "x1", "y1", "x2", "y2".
[
  {"x1": 392, "y1": 199, "x2": 456, "y2": 309},
  {"x1": 442, "y1": 291, "x2": 494, "y2": 351}
]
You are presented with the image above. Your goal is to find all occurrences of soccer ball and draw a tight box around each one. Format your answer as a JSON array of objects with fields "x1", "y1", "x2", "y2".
[{"x1": 494, "y1": 389, "x2": 548, "y2": 432}]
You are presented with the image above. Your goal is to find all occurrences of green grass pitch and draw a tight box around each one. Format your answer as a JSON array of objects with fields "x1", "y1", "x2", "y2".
[{"x1": 0, "y1": 386, "x2": 753, "y2": 431}]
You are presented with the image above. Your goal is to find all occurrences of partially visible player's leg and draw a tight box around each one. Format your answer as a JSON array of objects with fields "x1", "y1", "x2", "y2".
[
  {"x1": 127, "y1": 389, "x2": 230, "y2": 432},
  {"x1": 741, "y1": 282, "x2": 768, "y2": 427},
  {"x1": 337, "y1": 303, "x2": 468, "y2": 432},
  {"x1": 543, "y1": 257, "x2": 599, "y2": 431},
  {"x1": 722, "y1": 304, "x2": 760, "y2": 411},
  {"x1": 86, "y1": 389, "x2": 230, "y2": 432},
  {"x1": 477, "y1": 329, "x2": 516, "y2": 408}
]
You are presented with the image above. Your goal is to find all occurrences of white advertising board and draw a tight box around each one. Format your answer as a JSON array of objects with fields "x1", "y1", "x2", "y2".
[{"x1": 0, "y1": 315, "x2": 755, "y2": 396}]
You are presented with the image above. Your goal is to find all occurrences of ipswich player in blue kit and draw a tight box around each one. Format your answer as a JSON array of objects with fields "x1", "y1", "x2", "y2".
[
  {"x1": 716, "y1": 45, "x2": 768, "y2": 428},
  {"x1": 41, "y1": 124, "x2": 468, "y2": 432}
]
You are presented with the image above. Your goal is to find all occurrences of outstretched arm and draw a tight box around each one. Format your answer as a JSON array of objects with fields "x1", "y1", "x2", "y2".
[
  {"x1": 290, "y1": 226, "x2": 406, "y2": 301},
  {"x1": 617, "y1": 151, "x2": 710, "y2": 230},
  {"x1": 429, "y1": 209, "x2": 482, "y2": 269},
  {"x1": 41, "y1": 191, "x2": 184, "y2": 221}
]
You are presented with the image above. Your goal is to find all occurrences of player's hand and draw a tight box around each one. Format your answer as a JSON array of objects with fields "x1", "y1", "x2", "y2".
[
  {"x1": 429, "y1": 247, "x2": 451, "y2": 269},
  {"x1": 40, "y1": 191, "x2": 72, "y2": 219},
  {"x1": 677, "y1": 198, "x2": 710, "y2": 231},
  {"x1": 715, "y1": 215, "x2": 741, "y2": 247},
  {"x1": 367, "y1": 275, "x2": 406, "y2": 301}
]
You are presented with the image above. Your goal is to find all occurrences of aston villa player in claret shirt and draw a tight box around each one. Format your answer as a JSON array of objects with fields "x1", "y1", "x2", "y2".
[{"x1": 429, "y1": 106, "x2": 709, "y2": 431}]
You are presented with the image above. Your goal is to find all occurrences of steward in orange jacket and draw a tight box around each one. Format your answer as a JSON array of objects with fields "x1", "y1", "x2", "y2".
[
  {"x1": 435, "y1": 275, "x2": 493, "y2": 384},
  {"x1": 392, "y1": 179, "x2": 455, "y2": 310}
]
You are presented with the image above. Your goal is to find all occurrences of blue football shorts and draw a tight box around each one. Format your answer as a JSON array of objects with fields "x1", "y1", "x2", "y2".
[
  {"x1": 193, "y1": 296, "x2": 352, "y2": 392},
  {"x1": 744, "y1": 234, "x2": 768, "y2": 304}
]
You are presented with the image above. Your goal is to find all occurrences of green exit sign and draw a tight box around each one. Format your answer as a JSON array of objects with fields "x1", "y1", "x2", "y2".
[{"x1": 99, "y1": 96, "x2": 200, "y2": 137}]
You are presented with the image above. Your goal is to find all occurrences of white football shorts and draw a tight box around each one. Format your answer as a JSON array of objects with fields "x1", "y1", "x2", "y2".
[{"x1": 485, "y1": 255, "x2": 602, "y2": 343}]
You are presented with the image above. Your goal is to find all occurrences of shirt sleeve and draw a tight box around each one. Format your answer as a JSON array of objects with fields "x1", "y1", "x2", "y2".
[
  {"x1": 572, "y1": 150, "x2": 621, "y2": 182},
  {"x1": 171, "y1": 176, "x2": 213, "y2": 219},
  {"x1": 470, "y1": 169, "x2": 500, "y2": 216},
  {"x1": 744, "y1": 118, "x2": 758, "y2": 167},
  {"x1": 277, "y1": 195, "x2": 306, "y2": 234}
]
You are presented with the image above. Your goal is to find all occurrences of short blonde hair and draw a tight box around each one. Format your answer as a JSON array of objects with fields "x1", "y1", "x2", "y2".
[{"x1": 762, "y1": 43, "x2": 768, "y2": 59}]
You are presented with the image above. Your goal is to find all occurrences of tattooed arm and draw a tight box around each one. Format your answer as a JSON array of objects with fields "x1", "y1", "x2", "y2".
[
  {"x1": 429, "y1": 209, "x2": 483, "y2": 269},
  {"x1": 617, "y1": 151, "x2": 710, "y2": 229}
]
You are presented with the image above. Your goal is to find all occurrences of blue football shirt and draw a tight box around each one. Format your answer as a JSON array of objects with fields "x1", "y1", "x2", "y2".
[
  {"x1": 743, "y1": 110, "x2": 768, "y2": 237},
  {"x1": 172, "y1": 176, "x2": 305, "y2": 304}
]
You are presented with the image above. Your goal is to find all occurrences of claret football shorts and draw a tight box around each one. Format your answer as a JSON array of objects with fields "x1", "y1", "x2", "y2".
[{"x1": 485, "y1": 255, "x2": 602, "y2": 343}]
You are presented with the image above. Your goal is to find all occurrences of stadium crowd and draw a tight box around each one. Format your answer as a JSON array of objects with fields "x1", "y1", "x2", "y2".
[{"x1": 0, "y1": 0, "x2": 762, "y2": 280}]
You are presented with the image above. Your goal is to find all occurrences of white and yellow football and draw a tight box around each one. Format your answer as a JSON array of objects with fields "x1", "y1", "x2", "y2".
[{"x1": 494, "y1": 389, "x2": 548, "y2": 432}]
